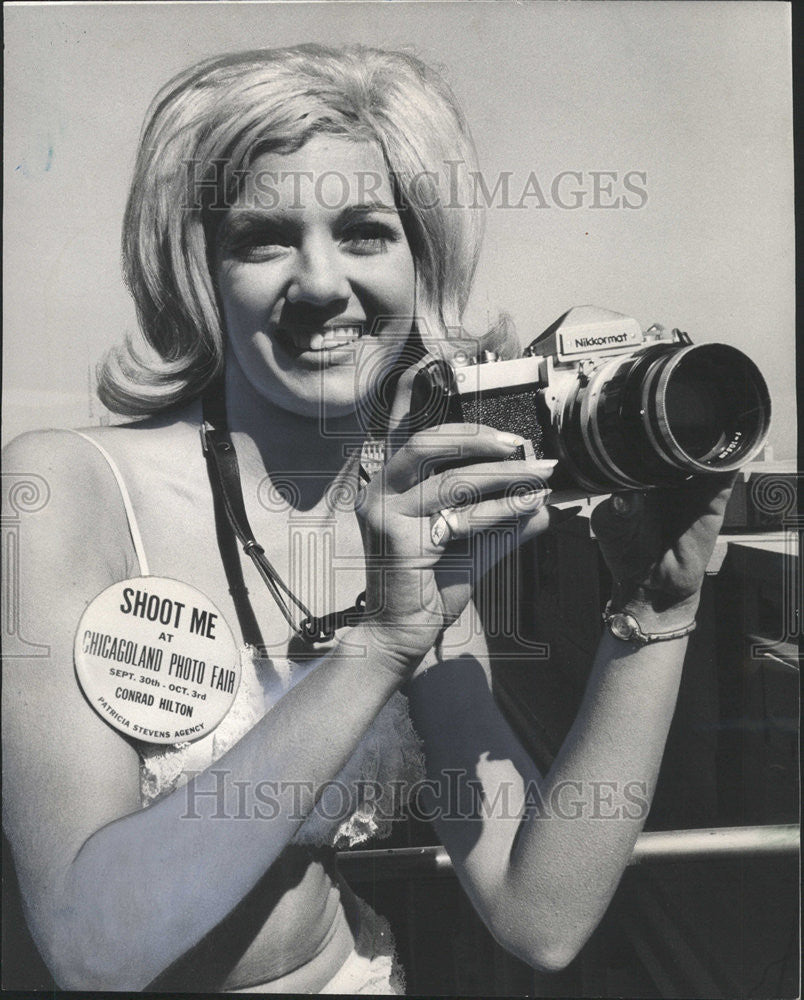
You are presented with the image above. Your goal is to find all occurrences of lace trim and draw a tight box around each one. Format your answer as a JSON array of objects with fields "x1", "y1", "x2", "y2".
[
  {"x1": 322, "y1": 896, "x2": 405, "y2": 995},
  {"x1": 137, "y1": 646, "x2": 425, "y2": 848},
  {"x1": 297, "y1": 688, "x2": 426, "y2": 848}
]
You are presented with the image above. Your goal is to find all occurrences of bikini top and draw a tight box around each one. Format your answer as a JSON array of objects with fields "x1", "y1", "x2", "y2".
[{"x1": 71, "y1": 430, "x2": 426, "y2": 848}]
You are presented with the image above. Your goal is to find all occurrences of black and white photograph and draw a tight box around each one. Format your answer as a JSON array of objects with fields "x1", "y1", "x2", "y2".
[{"x1": 2, "y1": 2, "x2": 798, "y2": 996}]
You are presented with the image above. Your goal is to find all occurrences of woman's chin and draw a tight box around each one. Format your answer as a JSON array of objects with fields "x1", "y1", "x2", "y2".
[
  {"x1": 265, "y1": 349, "x2": 403, "y2": 423},
  {"x1": 269, "y1": 380, "x2": 365, "y2": 423}
]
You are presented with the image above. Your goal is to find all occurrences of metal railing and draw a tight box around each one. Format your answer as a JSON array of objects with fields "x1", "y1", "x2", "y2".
[{"x1": 337, "y1": 823, "x2": 799, "y2": 881}]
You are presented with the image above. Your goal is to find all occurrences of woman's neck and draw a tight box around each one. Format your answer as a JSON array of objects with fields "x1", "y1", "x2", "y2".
[{"x1": 223, "y1": 354, "x2": 367, "y2": 500}]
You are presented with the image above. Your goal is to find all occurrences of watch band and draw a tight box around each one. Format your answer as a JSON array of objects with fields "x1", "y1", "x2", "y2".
[{"x1": 602, "y1": 602, "x2": 697, "y2": 646}]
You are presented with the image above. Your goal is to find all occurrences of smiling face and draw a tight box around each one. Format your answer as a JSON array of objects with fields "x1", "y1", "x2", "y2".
[{"x1": 214, "y1": 136, "x2": 417, "y2": 419}]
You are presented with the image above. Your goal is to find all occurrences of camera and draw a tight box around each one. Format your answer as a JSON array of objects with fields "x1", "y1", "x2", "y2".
[{"x1": 409, "y1": 306, "x2": 772, "y2": 494}]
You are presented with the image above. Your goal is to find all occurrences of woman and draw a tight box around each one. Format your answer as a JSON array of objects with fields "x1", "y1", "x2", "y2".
[{"x1": 2, "y1": 45, "x2": 733, "y2": 993}]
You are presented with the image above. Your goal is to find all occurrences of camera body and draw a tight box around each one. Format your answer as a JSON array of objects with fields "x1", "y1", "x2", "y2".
[{"x1": 409, "y1": 306, "x2": 771, "y2": 495}]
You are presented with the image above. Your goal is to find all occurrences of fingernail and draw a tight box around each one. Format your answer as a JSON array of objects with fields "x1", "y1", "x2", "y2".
[
  {"x1": 517, "y1": 488, "x2": 552, "y2": 509},
  {"x1": 496, "y1": 432, "x2": 525, "y2": 448},
  {"x1": 525, "y1": 458, "x2": 558, "y2": 467}
]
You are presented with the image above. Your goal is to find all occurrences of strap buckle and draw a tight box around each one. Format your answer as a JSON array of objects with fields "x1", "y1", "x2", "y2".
[
  {"x1": 298, "y1": 616, "x2": 336, "y2": 645},
  {"x1": 298, "y1": 591, "x2": 367, "y2": 645},
  {"x1": 199, "y1": 421, "x2": 214, "y2": 454}
]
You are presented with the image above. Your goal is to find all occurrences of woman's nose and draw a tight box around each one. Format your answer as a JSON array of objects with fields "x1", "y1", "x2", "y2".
[{"x1": 287, "y1": 237, "x2": 350, "y2": 307}]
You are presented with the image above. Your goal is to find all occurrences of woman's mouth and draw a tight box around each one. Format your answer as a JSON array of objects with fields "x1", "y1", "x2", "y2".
[
  {"x1": 286, "y1": 325, "x2": 365, "y2": 352},
  {"x1": 274, "y1": 324, "x2": 368, "y2": 366}
]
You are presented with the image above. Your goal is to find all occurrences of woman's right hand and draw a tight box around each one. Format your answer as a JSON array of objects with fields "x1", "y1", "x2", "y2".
[{"x1": 354, "y1": 423, "x2": 558, "y2": 666}]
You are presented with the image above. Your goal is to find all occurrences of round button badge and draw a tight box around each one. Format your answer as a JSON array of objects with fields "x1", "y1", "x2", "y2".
[{"x1": 74, "y1": 577, "x2": 240, "y2": 745}]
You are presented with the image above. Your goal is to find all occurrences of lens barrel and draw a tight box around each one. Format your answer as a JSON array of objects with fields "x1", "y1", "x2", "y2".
[{"x1": 555, "y1": 343, "x2": 771, "y2": 492}]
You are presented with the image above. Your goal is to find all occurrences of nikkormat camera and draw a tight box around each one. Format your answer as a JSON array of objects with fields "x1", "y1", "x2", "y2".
[{"x1": 409, "y1": 306, "x2": 772, "y2": 494}]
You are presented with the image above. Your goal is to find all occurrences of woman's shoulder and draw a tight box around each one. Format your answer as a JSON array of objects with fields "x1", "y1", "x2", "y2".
[
  {"x1": 4, "y1": 425, "x2": 148, "y2": 491},
  {"x1": 3, "y1": 402, "x2": 202, "y2": 482},
  {"x1": 3, "y1": 427, "x2": 109, "y2": 490},
  {"x1": 3, "y1": 406, "x2": 201, "y2": 557},
  {"x1": 2, "y1": 429, "x2": 134, "y2": 562}
]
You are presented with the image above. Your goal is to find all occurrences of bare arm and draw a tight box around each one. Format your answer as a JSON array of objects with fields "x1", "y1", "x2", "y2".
[
  {"x1": 3, "y1": 424, "x2": 547, "y2": 990},
  {"x1": 2, "y1": 432, "x2": 416, "y2": 990},
  {"x1": 407, "y1": 477, "x2": 735, "y2": 971},
  {"x1": 4, "y1": 421, "x2": 722, "y2": 987},
  {"x1": 408, "y1": 618, "x2": 686, "y2": 972}
]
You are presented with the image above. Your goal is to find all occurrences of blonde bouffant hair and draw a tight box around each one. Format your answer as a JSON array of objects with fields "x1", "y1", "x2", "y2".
[{"x1": 98, "y1": 44, "x2": 492, "y2": 415}]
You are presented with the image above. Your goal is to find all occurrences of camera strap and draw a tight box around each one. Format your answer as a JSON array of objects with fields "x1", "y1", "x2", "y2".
[{"x1": 200, "y1": 386, "x2": 366, "y2": 645}]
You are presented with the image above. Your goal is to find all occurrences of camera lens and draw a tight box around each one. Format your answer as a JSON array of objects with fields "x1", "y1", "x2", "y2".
[
  {"x1": 661, "y1": 373, "x2": 723, "y2": 460},
  {"x1": 554, "y1": 342, "x2": 771, "y2": 492},
  {"x1": 646, "y1": 344, "x2": 771, "y2": 473}
]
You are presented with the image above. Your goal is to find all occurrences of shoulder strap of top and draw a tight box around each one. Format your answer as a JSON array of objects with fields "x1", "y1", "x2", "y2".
[{"x1": 67, "y1": 430, "x2": 151, "y2": 576}]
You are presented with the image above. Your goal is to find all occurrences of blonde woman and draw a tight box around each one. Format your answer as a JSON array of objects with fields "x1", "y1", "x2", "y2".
[{"x1": 2, "y1": 45, "x2": 733, "y2": 993}]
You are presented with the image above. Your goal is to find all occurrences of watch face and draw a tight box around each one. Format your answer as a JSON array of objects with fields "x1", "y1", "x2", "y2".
[{"x1": 610, "y1": 614, "x2": 636, "y2": 641}]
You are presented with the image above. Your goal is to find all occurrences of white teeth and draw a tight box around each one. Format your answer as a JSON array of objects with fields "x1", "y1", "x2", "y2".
[
  {"x1": 321, "y1": 326, "x2": 363, "y2": 345},
  {"x1": 289, "y1": 326, "x2": 364, "y2": 351}
]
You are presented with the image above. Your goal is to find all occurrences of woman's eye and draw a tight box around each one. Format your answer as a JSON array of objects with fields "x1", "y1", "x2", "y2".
[
  {"x1": 219, "y1": 226, "x2": 294, "y2": 262},
  {"x1": 340, "y1": 225, "x2": 398, "y2": 255},
  {"x1": 234, "y1": 242, "x2": 291, "y2": 262}
]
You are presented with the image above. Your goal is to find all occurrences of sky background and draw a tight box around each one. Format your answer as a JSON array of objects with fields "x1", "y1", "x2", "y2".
[{"x1": 3, "y1": 1, "x2": 795, "y2": 457}]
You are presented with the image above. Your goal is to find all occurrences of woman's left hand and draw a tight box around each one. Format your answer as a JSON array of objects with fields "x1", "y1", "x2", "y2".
[{"x1": 591, "y1": 473, "x2": 737, "y2": 626}]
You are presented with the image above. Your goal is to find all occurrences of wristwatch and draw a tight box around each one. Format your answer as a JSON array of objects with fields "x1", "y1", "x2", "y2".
[{"x1": 602, "y1": 603, "x2": 697, "y2": 646}]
